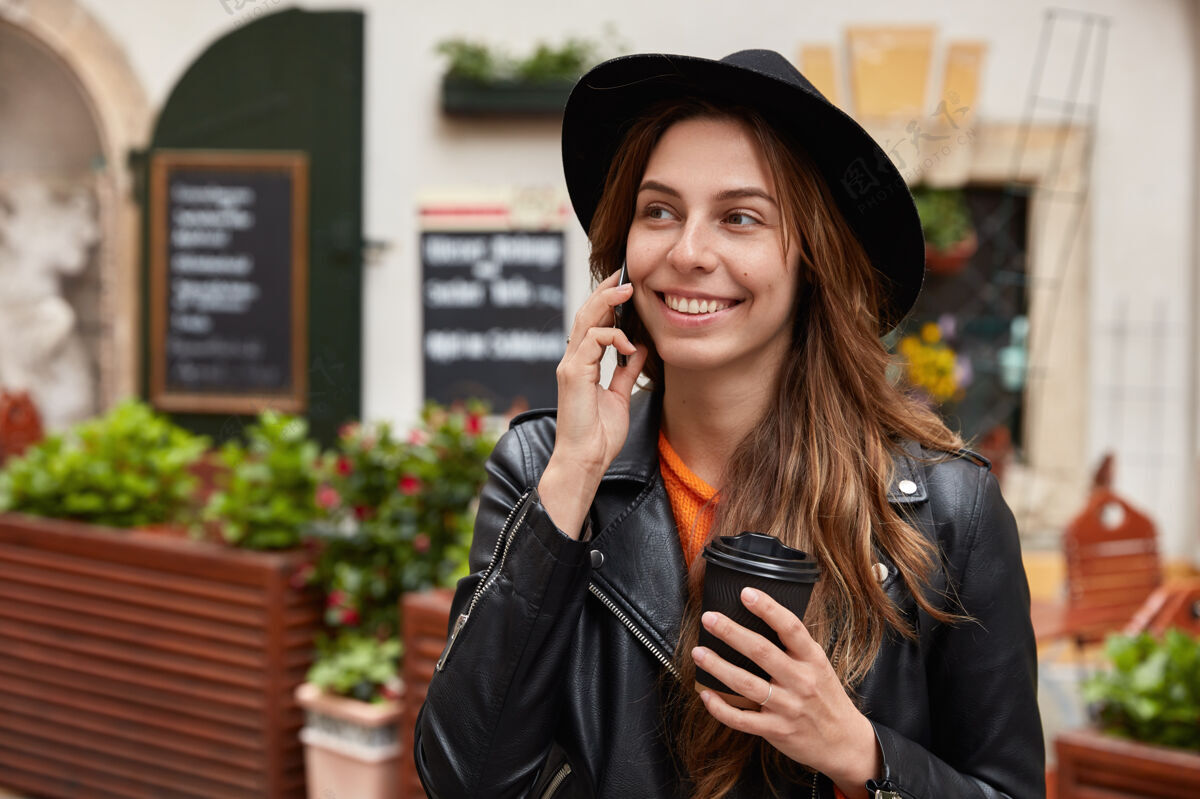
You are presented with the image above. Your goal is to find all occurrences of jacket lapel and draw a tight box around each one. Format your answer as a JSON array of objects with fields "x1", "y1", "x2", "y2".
[{"x1": 588, "y1": 391, "x2": 689, "y2": 662}]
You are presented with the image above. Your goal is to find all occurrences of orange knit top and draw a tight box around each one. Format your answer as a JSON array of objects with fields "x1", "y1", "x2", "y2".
[
  {"x1": 657, "y1": 431, "x2": 718, "y2": 568},
  {"x1": 658, "y1": 431, "x2": 850, "y2": 799}
]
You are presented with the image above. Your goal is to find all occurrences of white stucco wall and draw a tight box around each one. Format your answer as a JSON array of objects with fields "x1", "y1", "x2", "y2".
[{"x1": 71, "y1": 0, "x2": 1199, "y2": 560}]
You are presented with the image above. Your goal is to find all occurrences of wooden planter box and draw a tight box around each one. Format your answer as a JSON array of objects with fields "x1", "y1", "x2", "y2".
[
  {"x1": 441, "y1": 76, "x2": 574, "y2": 116},
  {"x1": 1056, "y1": 727, "x2": 1200, "y2": 798},
  {"x1": 399, "y1": 588, "x2": 456, "y2": 799},
  {"x1": 0, "y1": 512, "x2": 322, "y2": 798}
]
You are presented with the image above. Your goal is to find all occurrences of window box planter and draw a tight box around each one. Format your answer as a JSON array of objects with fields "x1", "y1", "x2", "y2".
[
  {"x1": 440, "y1": 76, "x2": 575, "y2": 116},
  {"x1": 1055, "y1": 727, "x2": 1200, "y2": 798},
  {"x1": 0, "y1": 512, "x2": 321, "y2": 799},
  {"x1": 295, "y1": 682, "x2": 402, "y2": 799}
]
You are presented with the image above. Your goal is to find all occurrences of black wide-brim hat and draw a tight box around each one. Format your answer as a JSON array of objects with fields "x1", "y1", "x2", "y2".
[{"x1": 561, "y1": 49, "x2": 925, "y2": 331}]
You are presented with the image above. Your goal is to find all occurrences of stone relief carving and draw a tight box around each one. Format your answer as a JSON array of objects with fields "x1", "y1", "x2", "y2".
[{"x1": 0, "y1": 180, "x2": 99, "y2": 431}]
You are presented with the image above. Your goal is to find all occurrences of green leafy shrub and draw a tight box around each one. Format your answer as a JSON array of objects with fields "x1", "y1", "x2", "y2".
[
  {"x1": 912, "y1": 186, "x2": 974, "y2": 251},
  {"x1": 304, "y1": 401, "x2": 496, "y2": 640},
  {"x1": 0, "y1": 400, "x2": 208, "y2": 528},
  {"x1": 203, "y1": 411, "x2": 322, "y2": 550},
  {"x1": 1083, "y1": 629, "x2": 1200, "y2": 750},
  {"x1": 436, "y1": 28, "x2": 622, "y2": 83},
  {"x1": 306, "y1": 631, "x2": 402, "y2": 703},
  {"x1": 435, "y1": 39, "x2": 501, "y2": 82}
]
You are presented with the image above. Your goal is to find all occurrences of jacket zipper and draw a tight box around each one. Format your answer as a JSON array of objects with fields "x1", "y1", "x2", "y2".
[
  {"x1": 436, "y1": 488, "x2": 534, "y2": 672},
  {"x1": 538, "y1": 762, "x2": 572, "y2": 799},
  {"x1": 587, "y1": 582, "x2": 681, "y2": 680}
]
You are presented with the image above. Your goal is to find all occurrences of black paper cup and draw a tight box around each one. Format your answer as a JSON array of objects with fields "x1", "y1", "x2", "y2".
[{"x1": 696, "y1": 532, "x2": 820, "y2": 705}]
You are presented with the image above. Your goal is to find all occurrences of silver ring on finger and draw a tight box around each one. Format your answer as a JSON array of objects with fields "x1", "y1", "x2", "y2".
[
  {"x1": 566, "y1": 335, "x2": 571, "y2": 344},
  {"x1": 760, "y1": 682, "x2": 773, "y2": 707}
]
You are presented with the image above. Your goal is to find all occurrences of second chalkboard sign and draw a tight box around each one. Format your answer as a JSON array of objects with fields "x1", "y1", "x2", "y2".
[{"x1": 148, "y1": 150, "x2": 308, "y2": 415}]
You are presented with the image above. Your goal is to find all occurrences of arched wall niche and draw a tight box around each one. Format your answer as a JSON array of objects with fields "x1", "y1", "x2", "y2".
[{"x1": 0, "y1": 0, "x2": 150, "y2": 425}]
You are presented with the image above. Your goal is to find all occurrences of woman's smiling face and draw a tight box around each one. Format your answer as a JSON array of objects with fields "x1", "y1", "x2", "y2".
[{"x1": 626, "y1": 115, "x2": 802, "y2": 380}]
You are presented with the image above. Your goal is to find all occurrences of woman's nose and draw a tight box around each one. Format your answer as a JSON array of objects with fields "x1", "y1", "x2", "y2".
[{"x1": 666, "y1": 218, "x2": 718, "y2": 273}]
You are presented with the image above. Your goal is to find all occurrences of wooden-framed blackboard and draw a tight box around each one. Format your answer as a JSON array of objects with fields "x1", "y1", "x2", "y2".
[{"x1": 148, "y1": 150, "x2": 308, "y2": 414}]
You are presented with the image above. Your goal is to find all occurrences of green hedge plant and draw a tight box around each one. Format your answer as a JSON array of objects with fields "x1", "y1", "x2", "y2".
[
  {"x1": 1083, "y1": 629, "x2": 1200, "y2": 751},
  {"x1": 302, "y1": 401, "x2": 497, "y2": 702},
  {"x1": 203, "y1": 411, "x2": 323, "y2": 550},
  {"x1": 304, "y1": 401, "x2": 496, "y2": 639},
  {"x1": 0, "y1": 400, "x2": 208, "y2": 528},
  {"x1": 436, "y1": 27, "x2": 622, "y2": 84},
  {"x1": 306, "y1": 630, "x2": 402, "y2": 704}
]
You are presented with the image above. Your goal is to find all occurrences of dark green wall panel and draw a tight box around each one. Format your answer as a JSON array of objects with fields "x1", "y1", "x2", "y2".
[{"x1": 141, "y1": 8, "x2": 363, "y2": 446}]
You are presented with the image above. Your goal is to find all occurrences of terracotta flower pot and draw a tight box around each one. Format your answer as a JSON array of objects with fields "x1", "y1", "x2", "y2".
[
  {"x1": 925, "y1": 231, "x2": 978, "y2": 276},
  {"x1": 295, "y1": 682, "x2": 403, "y2": 799}
]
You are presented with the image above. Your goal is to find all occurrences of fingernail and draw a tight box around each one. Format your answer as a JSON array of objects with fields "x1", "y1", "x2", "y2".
[
  {"x1": 742, "y1": 587, "x2": 759, "y2": 605},
  {"x1": 702, "y1": 612, "x2": 718, "y2": 628},
  {"x1": 692, "y1": 647, "x2": 706, "y2": 663},
  {"x1": 700, "y1": 690, "x2": 712, "y2": 702}
]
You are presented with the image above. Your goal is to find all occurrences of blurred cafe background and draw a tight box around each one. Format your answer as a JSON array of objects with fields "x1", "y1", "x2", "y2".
[{"x1": 0, "y1": 1, "x2": 1197, "y2": 797}]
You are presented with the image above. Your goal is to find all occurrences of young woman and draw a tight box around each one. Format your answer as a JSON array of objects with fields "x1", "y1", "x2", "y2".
[{"x1": 415, "y1": 50, "x2": 1044, "y2": 799}]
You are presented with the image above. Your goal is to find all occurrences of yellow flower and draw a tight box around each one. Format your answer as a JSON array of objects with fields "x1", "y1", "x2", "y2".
[{"x1": 920, "y1": 322, "x2": 941, "y2": 344}]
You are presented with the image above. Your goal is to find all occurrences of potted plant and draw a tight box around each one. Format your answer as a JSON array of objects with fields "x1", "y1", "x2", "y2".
[
  {"x1": 295, "y1": 632, "x2": 403, "y2": 799},
  {"x1": 1056, "y1": 629, "x2": 1200, "y2": 797},
  {"x1": 0, "y1": 402, "x2": 324, "y2": 799},
  {"x1": 295, "y1": 401, "x2": 495, "y2": 798},
  {"x1": 437, "y1": 32, "x2": 618, "y2": 115},
  {"x1": 912, "y1": 186, "x2": 977, "y2": 275}
]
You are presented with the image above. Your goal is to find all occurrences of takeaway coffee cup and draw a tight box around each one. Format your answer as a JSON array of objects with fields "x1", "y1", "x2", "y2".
[{"x1": 695, "y1": 532, "x2": 821, "y2": 708}]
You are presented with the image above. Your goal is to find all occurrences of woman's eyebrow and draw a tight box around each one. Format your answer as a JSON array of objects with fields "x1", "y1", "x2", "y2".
[{"x1": 637, "y1": 180, "x2": 777, "y2": 206}]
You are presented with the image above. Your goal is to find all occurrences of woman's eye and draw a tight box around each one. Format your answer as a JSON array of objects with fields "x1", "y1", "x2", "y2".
[
  {"x1": 645, "y1": 206, "x2": 674, "y2": 221},
  {"x1": 726, "y1": 212, "x2": 758, "y2": 226}
]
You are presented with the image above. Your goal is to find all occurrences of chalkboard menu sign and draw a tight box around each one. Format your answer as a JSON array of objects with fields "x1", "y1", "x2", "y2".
[
  {"x1": 149, "y1": 151, "x2": 308, "y2": 414},
  {"x1": 422, "y1": 230, "x2": 564, "y2": 411}
]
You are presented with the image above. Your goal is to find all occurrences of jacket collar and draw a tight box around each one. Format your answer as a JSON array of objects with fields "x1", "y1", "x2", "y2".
[
  {"x1": 601, "y1": 389, "x2": 928, "y2": 504},
  {"x1": 603, "y1": 389, "x2": 663, "y2": 483}
]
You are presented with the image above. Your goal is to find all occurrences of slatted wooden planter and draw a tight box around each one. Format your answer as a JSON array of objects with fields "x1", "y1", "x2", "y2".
[
  {"x1": 1056, "y1": 728, "x2": 1200, "y2": 798},
  {"x1": 0, "y1": 512, "x2": 321, "y2": 798},
  {"x1": 399, "y1": 588, "x2": 455, "y2": 799}
]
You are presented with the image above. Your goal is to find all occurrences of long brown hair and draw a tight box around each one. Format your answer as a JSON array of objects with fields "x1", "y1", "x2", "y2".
[{"x1": 588, "y1": 99, "x2": 965, "y2": 798}]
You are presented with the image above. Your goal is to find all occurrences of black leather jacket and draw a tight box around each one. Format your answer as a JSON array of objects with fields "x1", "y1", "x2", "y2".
[{"x1": 415, "y1": 391, "x2": 1044, "y2": 798}]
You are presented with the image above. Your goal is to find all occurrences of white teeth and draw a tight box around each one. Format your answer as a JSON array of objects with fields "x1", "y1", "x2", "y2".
[{"x1": 665, "y1": 294, "x2": 731, "y2": 315}]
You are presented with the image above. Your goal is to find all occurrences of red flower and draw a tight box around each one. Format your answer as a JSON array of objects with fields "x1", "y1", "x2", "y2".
[
  {"x1": 407, "y1": 429, "x2": 428, "y2": 446},
  {"x1": 465, "y1": 413, "x2": 484, "y2": 435},
  {"x1": 413, "y1": 533, "x2": 431, "y2": 553},
  {"x1": 338, "y1": 422, "x2": 360, "y2": 440},
  {"x1": 316, "y1": 485, "x2": 341, "y2": 510},
  {"x1": 327, "y1": 589, "x2": 347, "y2": 609},
  {"x1": 340, "y1": 607, "x2": 360, "y2": 626},
  {"x1": 399, "y1": 475, "x2": 422, "y2": 495},
  {"x1": 336, "y1": 456, "x2": 353, "y2": 477},
  {"x1": 353, "y1": 504, "x2": 374, "y2": 521}
]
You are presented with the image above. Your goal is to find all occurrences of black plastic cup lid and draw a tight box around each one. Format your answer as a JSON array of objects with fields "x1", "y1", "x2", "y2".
[{"x1": 702, "y1": 531, "x2": 821, "y2": 583}]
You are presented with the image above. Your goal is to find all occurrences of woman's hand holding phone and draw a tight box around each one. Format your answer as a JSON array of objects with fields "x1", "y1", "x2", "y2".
[{"x1": 537, "y1": 268, "x2": 648, "y2": 539}]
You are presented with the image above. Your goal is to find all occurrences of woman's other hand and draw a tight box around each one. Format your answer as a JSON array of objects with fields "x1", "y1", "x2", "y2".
[
  {"x1": 691, "y1": 587, "x2": 882, "y2": 797},
  {"x1": 538, "y1": 269, "x2": 649, "y2": 539}
]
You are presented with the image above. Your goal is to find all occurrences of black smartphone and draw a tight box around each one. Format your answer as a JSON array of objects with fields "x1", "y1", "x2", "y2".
[{"x1": 614, "y1": 261, "x2": 630, "y2": 367}]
